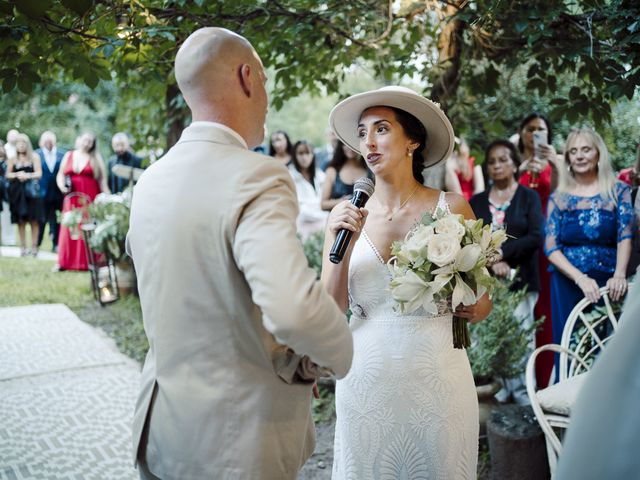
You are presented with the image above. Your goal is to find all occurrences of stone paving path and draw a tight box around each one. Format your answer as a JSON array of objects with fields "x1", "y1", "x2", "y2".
[
  {"x1": 0, "y1": 304, "x2": 139, "y2": 480},
  {"x1": 0, "y1": 246, "x2": 57, "y2": 261}
]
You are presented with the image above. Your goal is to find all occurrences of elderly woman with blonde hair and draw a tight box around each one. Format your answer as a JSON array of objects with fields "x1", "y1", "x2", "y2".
[{"x1": 545, "y1": 127, "x2": 633, "y2": 350}]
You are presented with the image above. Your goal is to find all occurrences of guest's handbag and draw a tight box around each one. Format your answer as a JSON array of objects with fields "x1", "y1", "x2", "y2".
[{"x1": 24, "y1": 179, "x2": 41, "y2": 199}]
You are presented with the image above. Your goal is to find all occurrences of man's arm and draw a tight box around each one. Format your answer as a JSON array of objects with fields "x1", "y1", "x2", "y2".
[{"x1": 232, "y1": 161, "x2": 353, "y2": 379}]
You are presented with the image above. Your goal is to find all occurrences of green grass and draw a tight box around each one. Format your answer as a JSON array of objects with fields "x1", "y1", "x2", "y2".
[
  {"x1": 1, "y1": 251, "x2": 337, "y2": 424},
  {"x1": 0, "y1": 255, "x2": 148, "y2": 365}
]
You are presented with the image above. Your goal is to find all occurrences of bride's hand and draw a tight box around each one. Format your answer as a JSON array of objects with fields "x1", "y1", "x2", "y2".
[
  {"x1": 327, "y1": 200, "x2": 368, "y2": 241},
  {"x1": 454, "y1": 293, "x2": 492, "y2": 324}
]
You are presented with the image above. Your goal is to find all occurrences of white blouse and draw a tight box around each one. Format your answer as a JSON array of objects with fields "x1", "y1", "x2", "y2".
[{"x1": 288, "y1": 166, "x2": 328, "y2": 240}]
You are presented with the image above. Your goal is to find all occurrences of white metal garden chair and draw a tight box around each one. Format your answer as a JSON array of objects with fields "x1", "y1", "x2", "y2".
[{"x1": 525, "y1": 286, "x2": 626, "y2": 475}]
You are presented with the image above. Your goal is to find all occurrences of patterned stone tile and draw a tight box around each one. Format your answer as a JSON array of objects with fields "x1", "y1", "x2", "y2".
[
  {"x1": 0, "y1": 304, "x2": 127, "y2": 380},
  {"x1": 0, "y1": 366, "x2": 139, "y2": 480},
  {"x1": 0, "y1": 304, "x2": 141, "y2": 479}
]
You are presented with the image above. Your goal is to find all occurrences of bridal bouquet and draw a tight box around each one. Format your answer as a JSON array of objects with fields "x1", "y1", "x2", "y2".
[{"x1": 387, "y1": 209, "x2": 507, "y2": 348}]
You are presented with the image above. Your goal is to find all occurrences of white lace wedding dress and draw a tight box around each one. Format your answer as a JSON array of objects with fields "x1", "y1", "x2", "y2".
[{"x1": 332, "y1": 196, "x2": 479, "y2": 479}]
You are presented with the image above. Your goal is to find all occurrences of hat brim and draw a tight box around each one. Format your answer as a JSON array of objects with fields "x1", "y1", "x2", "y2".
[{"x1": 328, "y1": 88, "x2": 455, "y2": 169}]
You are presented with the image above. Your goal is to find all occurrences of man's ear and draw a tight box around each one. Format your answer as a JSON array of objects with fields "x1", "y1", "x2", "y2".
[{"x1": 239, "y1": 63, "x2": 252, "y2": 97}]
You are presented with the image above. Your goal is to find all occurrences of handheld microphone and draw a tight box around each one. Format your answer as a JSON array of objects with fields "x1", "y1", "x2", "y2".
[{"x1": 329, "y1": 177, "x2": 375, "y2": 264}]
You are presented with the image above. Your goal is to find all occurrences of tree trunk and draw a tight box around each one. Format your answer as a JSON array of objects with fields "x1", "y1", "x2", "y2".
[{"x1": 429, "y1": 1, "x2": 466, "y2": 111}]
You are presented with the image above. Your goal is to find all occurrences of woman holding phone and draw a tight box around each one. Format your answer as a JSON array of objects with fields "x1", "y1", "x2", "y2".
[{"x1": 516, "y1": 112, "x2": 558, "y2": 388}]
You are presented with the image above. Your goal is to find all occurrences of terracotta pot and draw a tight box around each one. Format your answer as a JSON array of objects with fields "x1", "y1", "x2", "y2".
[{"x1": 115, "y1": 260, "x2": 137, "y2": 296}]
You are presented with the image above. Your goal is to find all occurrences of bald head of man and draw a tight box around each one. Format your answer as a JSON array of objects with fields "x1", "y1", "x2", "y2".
[
  {"x1": 175, "y1": 27, "x2": 268, "y2": 149},
  {"x1": 6, "y1": 129, "x2": 19, "y2": 145}
]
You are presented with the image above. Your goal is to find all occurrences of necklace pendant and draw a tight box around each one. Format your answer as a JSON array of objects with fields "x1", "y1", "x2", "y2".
[{"x1": 387, "y1": 216, "x2": 392, "y2": 221}]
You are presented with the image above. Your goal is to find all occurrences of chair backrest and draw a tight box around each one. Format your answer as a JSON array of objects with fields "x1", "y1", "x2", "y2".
[{"x1": 559, "y1": 286, "x2": 626, "y2": 381}]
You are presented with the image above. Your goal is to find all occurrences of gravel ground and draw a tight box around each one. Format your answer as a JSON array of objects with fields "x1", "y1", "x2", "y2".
[{"x1": 298, "y1": 420, "x2": 335, "y2": 479}]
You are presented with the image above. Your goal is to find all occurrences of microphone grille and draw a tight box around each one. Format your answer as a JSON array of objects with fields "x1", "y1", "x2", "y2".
[{"x1": 354, "y1": 177, "x2": 375, "y2": 197}]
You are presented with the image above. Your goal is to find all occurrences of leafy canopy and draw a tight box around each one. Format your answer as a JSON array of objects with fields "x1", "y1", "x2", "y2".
[{"x1": 1, "y1": 0, "x2": 638, "y2": 144}]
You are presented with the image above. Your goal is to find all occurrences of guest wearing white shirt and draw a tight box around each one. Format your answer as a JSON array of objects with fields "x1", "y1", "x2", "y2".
[
  {"x1": 35, "y1": 131, "x2": 65, "y2": 251},
  {"x1": 289, "y1": 140, "x2": 328, "y2": 241},
  {"x1": 4, "y1": 129, "x2": 18, "y2": 159}
]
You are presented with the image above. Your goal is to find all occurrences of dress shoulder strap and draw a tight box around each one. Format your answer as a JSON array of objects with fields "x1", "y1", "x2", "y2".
[{"x1": 435, "y1": 190, "x2": 452, "y2": 216}]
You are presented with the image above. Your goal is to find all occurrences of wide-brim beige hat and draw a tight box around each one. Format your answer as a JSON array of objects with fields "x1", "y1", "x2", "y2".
[{"x1": 329, "y1": 86, "x2": 455, "y2": 168}]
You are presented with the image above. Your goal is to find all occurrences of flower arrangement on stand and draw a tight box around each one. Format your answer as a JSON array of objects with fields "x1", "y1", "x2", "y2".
[
  {"x1": 59, "y1": 207, "x2": 85, "y2": 240},
  {"x1": 86, "y1": 188, "x2": 136, "y2": 295},
  {"x1": 87, "y1": 189, "x2": 132, "y2": 263},
  {"x1": 387, "y1": 207, "x2": 507, "y2": 348}
]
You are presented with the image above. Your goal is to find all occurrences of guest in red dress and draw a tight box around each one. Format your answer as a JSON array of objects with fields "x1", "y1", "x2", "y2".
[
  {"x1": 617, "y1": 145, "x2": 640, "y2": 187},
  {"x1": 516, "y1": 112, "x2": 559, "y2": 388},
  {"x1": 446, "y1": 137, "x2": 484, "y2": 200},
  {"x1": 53, "y1": 133, "x2": 109, "y2": 271}
]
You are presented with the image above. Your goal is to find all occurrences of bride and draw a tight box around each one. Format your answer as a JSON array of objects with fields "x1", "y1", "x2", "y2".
[{"x1": 322, "y1": 86, "x2": 492, "y2": 479}]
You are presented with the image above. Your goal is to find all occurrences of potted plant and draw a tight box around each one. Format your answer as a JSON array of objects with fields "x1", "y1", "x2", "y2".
[
  {"x1": 86, "y1": 188, "x2": 136, "y2": 294},
  {"x1": 467, "y1": 275, "x2": 540, "y2": 434}
]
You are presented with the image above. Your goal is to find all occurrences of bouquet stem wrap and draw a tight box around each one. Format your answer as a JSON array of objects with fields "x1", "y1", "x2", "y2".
[{"x1": 453, "y1": 316, "x2": 471, "y2": 349}]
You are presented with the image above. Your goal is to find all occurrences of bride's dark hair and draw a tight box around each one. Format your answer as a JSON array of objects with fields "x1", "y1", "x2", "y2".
[{"x1": 391, "y1": 107, "x2": 428, "y2": 184}]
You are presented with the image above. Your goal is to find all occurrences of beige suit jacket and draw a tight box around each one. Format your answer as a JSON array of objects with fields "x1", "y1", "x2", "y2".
[{"x1": 127, "y1": 123, "x2": 353, "y2": 479}]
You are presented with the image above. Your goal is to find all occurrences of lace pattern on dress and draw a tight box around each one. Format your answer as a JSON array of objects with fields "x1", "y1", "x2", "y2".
[
  {"x1": 335, "y1": 188, "x2": 479, "y2": 479},
  {"x1": 544, "y1": 182, "x2": 633, "y2": 274}
]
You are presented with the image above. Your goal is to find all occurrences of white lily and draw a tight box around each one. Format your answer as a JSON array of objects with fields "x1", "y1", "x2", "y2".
[
  {"x1": 480, "y1": 227, "x2": 492, "y2": 251},
  {"x1": 390, "y1": 270, "x2": 430, "y2": 313},
  {"x1": 421, "y1": 288, "x2": 439, "y2": 316},
  {"x1": 490, "y1": 228, "x2": 508, "y2": 249},
  {"x1": 454, "y1": 244, "x2": 482, "y2": 272},
  {"x1": 430, "y1": 273, "x2": 453, "y2": 293},
  {"x1": 452, "y1": 273, "x2": 477, "y2": 310}
]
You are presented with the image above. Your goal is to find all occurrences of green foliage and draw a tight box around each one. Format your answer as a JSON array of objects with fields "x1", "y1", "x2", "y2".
[
  {"x1": 302, "y1": 230, "x2": 324, "y2": 278},
  {"x1": 454, "y1": 0, "x2": 640, "y2": 127},
  {"x1": 1, "y1": 1, "x2": 638, "y2": 159},
  {"x1": 451, "y1": 63, "x2": 640, "y2": 171},
  {"x1": 312, "y1": 382, "x2": 336, "y2": 424},
  {"x1": 87, "y1": 189, "x2": 132, "y2": 262},
  {"x1": 0, "y1": 78, "x2": 117, "y2": 159},
  {"x1": 468, "y1": 275, "x2": 540, "y2": 381}
]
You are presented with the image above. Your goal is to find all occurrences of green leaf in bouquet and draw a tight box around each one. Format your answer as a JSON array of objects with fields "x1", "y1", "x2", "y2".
[{"x1": 419, "y1": 211, "x2": 436, "y2": 226}]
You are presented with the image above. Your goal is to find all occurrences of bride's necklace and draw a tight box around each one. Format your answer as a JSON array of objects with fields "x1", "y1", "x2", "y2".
[{"x1": 377, "y1": 184, "x2": 420, "y2": 222}]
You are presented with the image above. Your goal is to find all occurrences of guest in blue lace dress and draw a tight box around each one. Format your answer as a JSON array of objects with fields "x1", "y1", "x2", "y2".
[{"x1": 545, "y1": 127, "x2": 633, "y2": 348}]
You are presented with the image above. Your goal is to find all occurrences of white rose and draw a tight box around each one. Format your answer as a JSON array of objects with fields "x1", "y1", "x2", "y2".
[
  {"x1": 434, "y1": 215, "x2": 465, "y2": 240},
  {"x1": 426, "y1": 233, "x2": 461, "y2": 267},
  {"x1": 402, "y1": 224, "x2": 434, "y2": 265}
]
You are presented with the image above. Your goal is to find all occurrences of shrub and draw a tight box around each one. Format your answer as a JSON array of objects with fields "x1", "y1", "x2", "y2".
[{"x1": 468, "y1": 275, "x2": 541, "y2": 381}]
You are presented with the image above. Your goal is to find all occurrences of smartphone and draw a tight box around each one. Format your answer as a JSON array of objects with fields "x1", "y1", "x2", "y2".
[{"x1": 532, "y1": 131, "x2": 546, "y2": 156}]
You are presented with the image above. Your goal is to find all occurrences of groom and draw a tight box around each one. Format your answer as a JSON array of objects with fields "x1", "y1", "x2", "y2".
[{"x1": 126, "y1": 27, "x2": 353, "y2": 479}]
